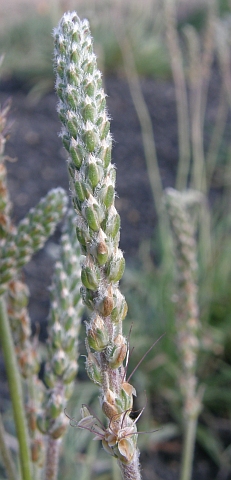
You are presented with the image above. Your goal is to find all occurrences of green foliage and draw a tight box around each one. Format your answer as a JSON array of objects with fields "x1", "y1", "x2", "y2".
[
  {"x1": 218, "y1": 0, "x2": 231, "y2": 16},
  {"x1": 0, "y1": 15, "x2": 54, "y2": 86},
  {"x1": 0, "y1": 2, "x2": 171, "y2": 87}
]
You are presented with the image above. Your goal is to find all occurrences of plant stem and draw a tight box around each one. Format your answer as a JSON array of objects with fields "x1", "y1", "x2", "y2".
[
  {"x1": 187, "y1": 30, "x2": 206, "y2": 194},
  {"x1": 44, "y1": 437, "x2": 61, "y2": 480},
  {"x1": 0, "y1": 295, "x2": 32, "y2": 480},
  {"x1": 119, "y1": 450, "x2": 142, "y2": 480},
  {"x1": 198, "y1": 3, "x2": 216, "y2": 132},
  {"x1": 119, "y1": 36, "x2": 163, "y2": 217},
  {"x1": 206, "y1": 85, "x2": 228, "y2": 186},
  {"x1": 119, "y1": 35, "x2": 172, "y2": 261},
  {"x1": 27, "y1": 376, "x2": 42, "y2": 480},
  {"x1": 0, "y1": 412, "x2": 17, "y2": 480},
  {"x1": 164, "y1": 0, "x2": 191, "y2": 192},
  {"x1": 180, "y1": 414, "x2": 198, "y2": 480}
]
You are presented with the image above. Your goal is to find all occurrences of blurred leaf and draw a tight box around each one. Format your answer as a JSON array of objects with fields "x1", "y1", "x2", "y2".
[{"x1": 197, "y1": 424, "x2": 224, "y2": 467}]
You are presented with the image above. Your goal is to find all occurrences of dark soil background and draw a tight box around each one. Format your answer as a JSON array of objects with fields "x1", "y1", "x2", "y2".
[{"x1": 0, "y1": 72, "x2": 227, "y2": 480}]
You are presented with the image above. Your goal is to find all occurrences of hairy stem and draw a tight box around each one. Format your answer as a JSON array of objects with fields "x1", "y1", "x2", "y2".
[
  {"x1": 44, "y1": 438, "x2": 61, "y2": 480},
  {"x1": 119, "y1": 450, "x2": 141, "y2": 480},
  {"x1": 0, "y1": 296, "x2": 32, "y2": 480}
]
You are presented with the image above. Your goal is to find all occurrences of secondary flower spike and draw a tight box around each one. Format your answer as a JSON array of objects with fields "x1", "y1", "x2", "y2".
[{"x1": 53, "y1": 12, "x2": 142, "y2": 479}]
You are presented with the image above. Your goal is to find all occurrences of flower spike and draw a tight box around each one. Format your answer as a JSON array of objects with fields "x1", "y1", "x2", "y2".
[{"x1": 53, "y1": 11, "x2": 142, "y2": 477}]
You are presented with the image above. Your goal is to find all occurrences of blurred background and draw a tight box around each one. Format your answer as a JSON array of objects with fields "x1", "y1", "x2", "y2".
[
  {"x1": 1, "y1": 1, "x2": 231, "y2": 479},
  {"x1": 0, "y1": 0, "x2": 217, "y2": 87}
]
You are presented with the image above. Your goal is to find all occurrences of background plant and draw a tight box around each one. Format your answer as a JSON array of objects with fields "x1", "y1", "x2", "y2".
[
  {"x1": 118, "y1": 1, "x2": 231, "y2": 476},
  {"x1": 0, "y1": 69, "x2": 88, "y2": 479},
  {"x1": 1, "y1": 1, "x2": 231, "y2": 479}
]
